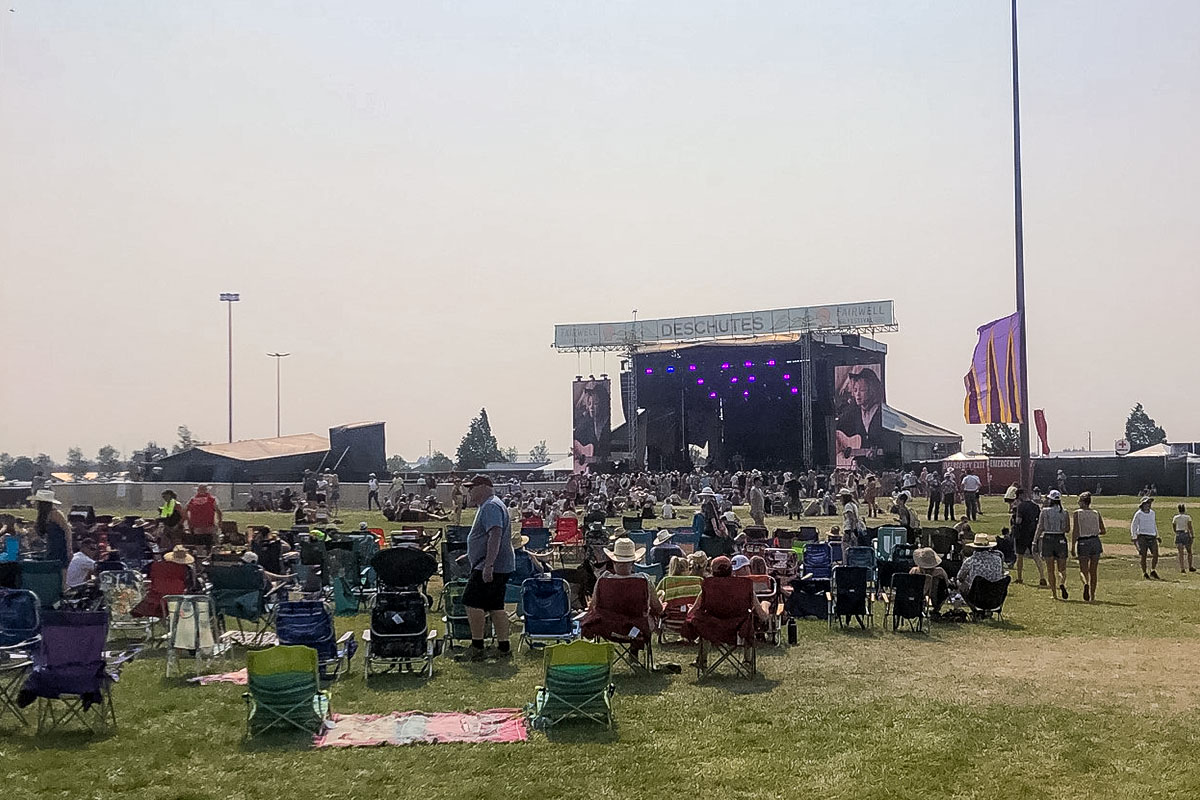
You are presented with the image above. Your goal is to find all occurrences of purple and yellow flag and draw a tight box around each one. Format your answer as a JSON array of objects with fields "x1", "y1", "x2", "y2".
[{"x1": 964, "y1": 313, "x2": 1024, "y2": 424}]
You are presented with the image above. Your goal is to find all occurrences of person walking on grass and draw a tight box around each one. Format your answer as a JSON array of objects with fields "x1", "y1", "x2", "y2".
[
  {"x1": 1008, "y1": 486, "x2": 1047, "y2": 587},
  {"x1": 1172, "y1": 503, "x2": 1194, "y2": 574},
  {"x1": 1131, "y1": 496, "x2": 1161, "y2": 580},
  {"x1": 1034, "y1": 489, "x2": 1071, "y2": 600},
  {"x1": 455, "y1": 475, "x2": 515, "y2": 663},
  {"x1": 926, "y1": 472, "x2": 943, "y2": 522},
  {"x1": 1070, "y1": 492, "x2": 1105, "y2": 602}
]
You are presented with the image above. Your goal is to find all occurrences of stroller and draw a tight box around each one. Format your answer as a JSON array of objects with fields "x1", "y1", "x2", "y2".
[{"x1": 362, "y1": 548, "x2": 439, "y2": 680}]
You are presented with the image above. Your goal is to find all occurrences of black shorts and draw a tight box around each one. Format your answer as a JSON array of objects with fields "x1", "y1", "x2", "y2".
[
  {"x1": 1041, "y1": 533, "x2": 1068, "y2": 560},
  {"x1": 461, "y1": 569, "x2": 513, "y2": 612},
  {"x1": 1014, "y1": 533, "x2": 1036, "y2": 555}
]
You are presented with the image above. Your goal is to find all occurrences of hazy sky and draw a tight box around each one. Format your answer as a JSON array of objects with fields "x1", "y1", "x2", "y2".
[{"x1": 3, "y1": 1, "x2": 1198, "y2": 463}]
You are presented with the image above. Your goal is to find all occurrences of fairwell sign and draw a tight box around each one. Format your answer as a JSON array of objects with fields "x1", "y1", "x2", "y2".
[{"x1": 554, "y1": 301, "x2": 896, "y2": 349}]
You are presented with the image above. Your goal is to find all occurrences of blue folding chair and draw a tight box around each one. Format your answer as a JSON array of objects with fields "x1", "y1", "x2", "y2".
[
  {"x1": 829, "y1": 541, "x2": 844, "y2": 564},
  {"x1": 801, "y1": 543, "x2": 833, "y2": 580},
  {"x1": 797, "y1": 526, "x2": 820, "y2": 543},
  {"x1": 845, "y1": 546, "x2": 879, "y2": 593},
  {"x1": 505, "y1": 550, "x2": 545, "y2": 616},
  {"x1": 20, "y1": 562, "x2": 62, "y2": 610},
  {"x1": 875, "y1": 526, "x2": 908, "y2": 561},
  {"x1": 0, "y1": 589, "x2": 41, "y2": 725},
  {"x1": 625, "y1": 531, "x2": 653, "y2": 552},
  {"x1": 672, "y1": 527, "x2": 700, "y2": 554},
  {"x1": 524, "y1": 528, "x2": 551, "y2": 552},
  {"x1": 519, "y1": 577, "x2": 579, "y2": 651},
  {"x1": 275, "y1": 601, "x2": 356, "y2": 682},
  {"x1": 691, "y1": 513, "x2": 707, "y2": 538},
  {"x1": 633, "y1": 561, "x2": 665, "y2": 583}
]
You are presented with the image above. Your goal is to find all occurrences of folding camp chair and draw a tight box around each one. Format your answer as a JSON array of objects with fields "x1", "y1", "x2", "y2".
[
  {"x1": 625, "y1": 531, "x2": 653, "y2": 552},
  {"x1": 208, "y1": 563, "x2": 279, "y2": 647},
  {"x1": 441, "y1": 579, "x2": 492, "y2": 651},
  {"x1": 243, "y1": 645, "x2": 331, "y2": 738},
  {"x1": 163, "y1": 595, "x2": 235, "y2": 677},
  {"x1": 99, "y1": 570, "x2": 156, "y2": 644},
  {"x1": 105, "y1": 527, "x2": 149, "y2": 570},
  {"x1": 797, "y1": 526, "x2": 820, "y2": 543},
  {"x1": 0, "y1": 589, "x2": 40, "y2": 726},
  {"x1": 786, "y1": 576, "x2": 831, "y2": 620},
  {"x1": 523, "y1": 527, "x2": 551, "y2": 552},
  {"x1": 365, "y1": 547, "x2": 439, "y2": 679},
  {"x1": 765, "y1": 548, "x2": 799, "y2": 584},
  {"x1": 828, "y1": 566, "x2": 873, "y2": 630},
  {"x1": 656, "y1": 575, "x2": 703, "y2": 643},
  {"x1": 691, "y1": 513, "x2": 707, "y2": 538},
  {"x1": 673, "y1": 527, "x2": 700, "y2": 555},
  {"x1": 633, "y1": 561, "x2": 664, "y2": 584},
  {"x1": 845, "y1": 546, "x2": 879, "y2": 594},
  {"x1": 324, "y1": 545, "x2": 362, "y2": 615},
  {"x1": 133, "y1": 559, "x2": 191, "y2": 619},
  {"x1": 551, "y1": 518, "x2": 584, "y2": 566},
  {"x1": 505, "y1": 549, "x2": 544, "y2": 617},
  {"x1": 965, "y1": 576, "x2": 1011, "y2": 621},
  {"x1": 23, "y1": 610, "x2": 137, "y2": 734},
  {"x1": 686, "y1": 576, "x2": 757, "y2": 679},
  {"x1": 276, "y1": 601, "x2": 356, "y2": 682},
  {"x1": 580, "y1": 576, "x2": 655, "y2": 672},
  {"x1": 887, "y1": 572, "x2": 929, "y2": 632},
  {"x1": 20, "y1": 561, "x2": 62, "y2": 610},
  {"x1": 875, "y1": 526, "x2": 908, "y2": 560},
  {"x1": 929, "y1": 528, "x2": 959, "y2": 560},
  {"x1": 531, "y1": 640, "x2": 615, "y2": 729},
  {"x1": 750, "y1": 574, "x2": 782, "y2": 645},
  {"x1": 801, "y1": 543, "x2": 833, "y2": 579},
  {"x1": 519, "y1": 577, "x2": 579, "y2": 651},
  {"x1": 621, "y1": 516, "x2": 643, "y2": 532}
]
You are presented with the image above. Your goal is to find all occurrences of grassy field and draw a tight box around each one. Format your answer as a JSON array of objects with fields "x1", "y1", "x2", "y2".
[{"x1": 4, "y1": 495, "x2": 1200, "y2": 800}]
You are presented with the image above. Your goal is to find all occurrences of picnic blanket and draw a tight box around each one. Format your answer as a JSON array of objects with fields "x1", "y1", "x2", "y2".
[
  {"x1": 314, "y1": 709, "x2": 528, "y2": 747},
  {"x1": 188, "y1": 668, "x2": 248, "y2": 685}
]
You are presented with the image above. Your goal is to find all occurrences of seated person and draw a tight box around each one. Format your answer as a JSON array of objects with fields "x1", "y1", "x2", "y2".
[
  {"x1": 580, "y1": 537, "x2": 664, "y2": 655},
  {"x1": 641, "y1": 500, "x2": 656, "y2": 520},
  {"x1": 660, "y1": 499, "x2": 676, "y2": 520},
  {"x1": 687, "y1": 551, "x2": 710, "y2": 577},
  {"x1": 512, "y1": 530, "x2": 551, "y2": 575},
  {"x1": 239, "y1": 551, "x2": 294, "y2": 593},
  {"x1": 954, "y1": 516, "x2": 973, "y2": 541},
  {"x1": 95, "y1": 548, "x2": 126, "y2": 573},
  {"x1": 685, "y1": 555, "x2": 758, "y2": 668},
  {"x1": 955, "y1": 533, "x2": 1007, "y2": 606},
  {"x1": 803, "y1": 496, "x2": 823, "y2": 517},
  {"x1": 909, "y1": 547, "x2": 950, "y2": 614},
  {"x1": 648, "y1": 529, "x2": 684, "y2": 569},
  {"x1": 66, "y1": 538, "x2": 100, "y2": 588},
  {"x1": 722, "y1": 511, "x2": 742, "y2": 542},
  {"x1": 730, "y1": 554, "x2": 771, "y2": 623}
]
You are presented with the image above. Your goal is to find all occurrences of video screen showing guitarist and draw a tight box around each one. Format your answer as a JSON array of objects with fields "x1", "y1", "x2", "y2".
[
  {"x1": 835, "y1": 366, "x2": 884, "y2": 469},
  {"x1": 572, "y1": 379, "x2": 612, "y2": 470}
]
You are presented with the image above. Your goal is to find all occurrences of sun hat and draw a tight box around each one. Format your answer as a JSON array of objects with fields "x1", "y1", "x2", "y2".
[
  {"x1": 699, "y1": 487, "x2": 716, "y2": 497},
  {"x1": 687, "y1": 551, "x2": 709, "y2": 570},
  {"x1": 730, "y1": 554, "x2": 752, "y2": 572},
  {"x1": 722, "y1": 511, "x2": 738, "y2": 523},
  {"x1": 838, "y1": 488, "x2": 854, "y2": 498},
  {"x1": 241, "y1": 551, "x2": 259, "y2": 564},
  {"x1": 1003, "y1": 486, "x2": 1019, "y2": 502},
  {"x1": 511, "y1": 529, "x2": 530, "y2": 548},
  {"x1": 968, "y1": 533, "x2": 996, "y2": 549},
  {"x1": 28, "y1": 489, "x2": 61, "y2": 505},
  {"x1": 164, "y1": 545, "x2": 194, "y2": 565},
  {"x1": 913, "y1": 548, "x2": 942, "y2": 569},
  {"x1": 653, "y1": 529, "x2": 674, "y2": 546},
  {"x1": 603, "y1": 537, "x2": 645, "y2": 563},
  {"x1": 897, "y1": 491, "x2": 911, "y2": 502},
  {"x1": 359, "y1": 522, "x2": 368, "y2": 530},
  {"x1": 1139, "y1": 495, "x2": 1153, "y2": 505}
]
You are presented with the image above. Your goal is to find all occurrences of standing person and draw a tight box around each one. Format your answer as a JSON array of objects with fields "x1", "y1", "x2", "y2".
[
  {"x1": 185, "y1": 484, "x2": 223, "y2": 553},
  {"x1": 366, "y1": 473, "x2": 381, "y2": 510},
  {"x1": 960, "y1": 469, "x2": 982, "y2": 522},
  {"x1": 31, "y1": 489, "x2": 71, "y2": 584},
  {"x1": 155, "y1": 489, "x2": 186, "y2": 552},
  {"x1": 894, "y1": 491, "x2": 922, "y2": 545},
  {"x1": 1070, "y1": 492, "x2": 1106, "y2": 602},
  {"x1": 864, "y1": 475, "x2": 881, "y2": 518},
  {"x1": 456, "y1": 475, "x2": 515, "y2": 663},
  {"x1": 301, "y1": 469, "x2": 318, "y2": 502},
  {"x1": 838, "y1": 489, "x2": 865, "y2": 549},
  {"x1": 926, "y1": 472, "x2": 943, "y2": 521},
  {"x1": 326, "y1": 470, "x2": 340, "y2": 516},
  {"x1": 940, "y1": 471, "x2": 957, "y2": 521},
  {"x1": 1131, "y1": 496, "x2": 1161, "y2": 580},
  {"x1": 451, "y1": 477, "x2": 466, "y2": 526},
  {"x1": 1173, "y1": 503, "x2": 1195, "y2": 573},
  {"x1": 1009, "y1": 487, "x2": 1047, "y2": 587},
  {"x1": 748, "y1": 476, "x2": 766, "y2": 528},
  {"x1": 1034, "y1": 490, "x2": 1071, "y2": 600}
]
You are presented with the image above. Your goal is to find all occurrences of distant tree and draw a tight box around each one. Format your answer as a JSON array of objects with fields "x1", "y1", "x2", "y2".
[
  {"x1": 500, "y1": 446, "x2": 519, "y2": 463},
  {"x1": 981, "y1": 423, "x2": 1021, "y2": 456},
  {"x1": 173, "y1": 425, "x2": 198, "y2": 455},
  {"x1": 425, "y1": 451, "x2": 455, "y2": 472},
  {"x1": 7, "y1": 456, "x2": 35, "y2": 481},
  {"x1": 33, "y1": 454, "x2": 55, "y2": 475},
  {"x1": 141, "y1": 441, "x2": 169, "y2": 462},
  {"x1": 0, "y1": 453, "x2": 12, "y2": 477},
  {"x1": 96, "y1": 445, "x2": 124, "y2": 475},
  {"x1": 386, "y1": 455, "x2": 408, "y2": 473},
  {"x1": 455, "y1": 409, "x2": 505, "y2": 470},
  {"x1": 66, "y1": 447, "x2": 90, "y2": 478},
  {"x1": 1125, "y1": 403, "x2": 1167, "y2": 451},
  {"x1": 529, "y1": 440, "x2": 551, "y2": 464}
]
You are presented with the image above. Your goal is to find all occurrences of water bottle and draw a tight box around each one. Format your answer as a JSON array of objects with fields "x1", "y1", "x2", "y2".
[{"x1": 787, "y1": 618, "x2": 798, "y2": 645}]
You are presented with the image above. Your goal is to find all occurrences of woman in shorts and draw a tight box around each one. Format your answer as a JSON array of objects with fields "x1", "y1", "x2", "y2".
[
  {"x1": 1035, "y1": 490, "x2": 1071, "y2": 600},
  {"x1": 1070, "y1": 492, "x2": 1105, "y2": 602},
  {"x1": 1172, "y1": 503, "x2": 1195, "y2": 574}
]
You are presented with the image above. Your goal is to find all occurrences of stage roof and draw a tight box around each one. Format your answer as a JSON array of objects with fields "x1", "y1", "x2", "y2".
[
  {"x1": 882, "y1": 406, "x2": 962, "y2": 443},
  {"x1": 634, "y1": 333, "x2": 887, "y2": 355}
]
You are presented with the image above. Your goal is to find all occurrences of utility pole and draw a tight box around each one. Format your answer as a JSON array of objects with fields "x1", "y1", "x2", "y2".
[
  {"x1": 267, "y1": 352, "x2": 290, "y2": 437},
  {"x1": 219, "y1": 293, "x2": 240, "y2": 442},
  {"x1": 1010, "y1": 0, "x2": 1033, "y2": 490}
]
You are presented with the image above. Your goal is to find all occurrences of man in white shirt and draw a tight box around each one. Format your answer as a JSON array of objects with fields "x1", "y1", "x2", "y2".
[
  {"x1": 1131, "y1": 496, "x2": 1161, "y2": 579},
  {"x1": 66, "y1": 538, "x2": 99, "y2": 588},
  {"x1": 367, "y1": 473, "x2": 381, "y2": 510},
  {"x1": 961, "y1": 469, "x2": 983, "y2": 522}
]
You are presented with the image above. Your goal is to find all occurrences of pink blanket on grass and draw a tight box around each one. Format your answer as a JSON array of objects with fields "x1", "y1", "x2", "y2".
[
  {"x1": 188, "y1": 668, "x2": 249, "y2": 685},
  {"x1": 313, "y1": 709, "x2": 528, "y2": 747}
]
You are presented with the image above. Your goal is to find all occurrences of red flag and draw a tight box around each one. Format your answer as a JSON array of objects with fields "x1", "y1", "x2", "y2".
[{"x1": 1033, "y1": 409, "x2": 1049, "y2": 456}]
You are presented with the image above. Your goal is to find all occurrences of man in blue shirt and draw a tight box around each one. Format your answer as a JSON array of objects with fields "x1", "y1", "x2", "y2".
[{"x1": 458, "y1": 475, "x2": 516, "y2": 662}]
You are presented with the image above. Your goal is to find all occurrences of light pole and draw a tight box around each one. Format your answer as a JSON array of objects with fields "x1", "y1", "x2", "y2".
[
  {"x1": 1010, "y1": 0, "x2": 1033, "y2": 490},
  {"x1": 219, "y1": 293, "x2": 240, "y2": 442},
  {"x1": 267, "y1": 352, "x2": 290, "y2": 438}
]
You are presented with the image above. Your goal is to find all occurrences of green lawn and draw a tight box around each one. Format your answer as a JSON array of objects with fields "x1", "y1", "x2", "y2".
[{"x1": 4, "y1": 495, "x2": 1199, "y2": 800}]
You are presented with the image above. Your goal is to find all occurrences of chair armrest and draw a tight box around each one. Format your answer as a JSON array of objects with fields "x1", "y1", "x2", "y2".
[{"x1": 336, "y1": 631, "x2": 354, "y2": 646}]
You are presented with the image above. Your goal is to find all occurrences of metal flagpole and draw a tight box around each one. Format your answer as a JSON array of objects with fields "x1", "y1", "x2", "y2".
[{"x1": 1011, "y1": 0, "x2": 1033, "y2": 490}]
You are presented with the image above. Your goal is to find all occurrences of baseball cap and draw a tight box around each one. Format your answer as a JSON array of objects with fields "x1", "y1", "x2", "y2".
[
  {"x1": 1047, "y1": 489, "x2": 1062, "y2": 501},
  {"x1": 730, "y1": 554, "x2": 751, "y2": 571},
  {"x1": 464, "y1": 475, "x2": 494, "y2": 489}
]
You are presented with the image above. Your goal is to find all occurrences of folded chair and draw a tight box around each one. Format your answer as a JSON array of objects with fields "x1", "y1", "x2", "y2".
[
  {"x1": 20, "y1": 561, "x2": 63, "y2": 610},
  {"x1": 887, "y1": 572, "x2": 928, "y2": 633},
  {"x1": 621, "y1": 516, "x2": 643, "y2": 532},
  {"x1": 519, "y1": 577, "x2": 579, "y2": 651},
  {"x1": 684, "y1": 576, "x2": 757, "y2": 679},
  {"x1": 0, "y1": 589, "x2": 40, "y2": 726},
  {"x1": 531, "y1": 640, "x2": 615, "y2": 729},
  {"x1": 874, "y1": 526, "x2": 908, "y2": 560},
  {"x1": 657, "y1": 575, "x2": 703, "y2": 643},
  {"x1": 99, "y1": 571, "x2": 156, "y2": 644},
  {"x1": 209, "y1": 563, "x2": 279, "y2": 647},
  {"x1": 163, "y1": 595, "x2": 235, "y2": 677},
  {"x1": 580, "y1": 576, "x2": 654, "y2": 672},
  {"x1": 828, "y1": 566, "x2": 873, "y2": 630},
  {"x1": 965, "y1": 576, "x2": 1011, "y2": 621},
  {"x1": 366, "y1": 548, "x2": 439, "y2": 679},
  {"x1": 276, "y1": 601, "x2": 356, "y2": 682},
  {"x1": 20, "y1": 610, "x2": 137, "y2": 734},
  {"x1": 243, "y1": 645, "x2": 331, "y2": 738}
]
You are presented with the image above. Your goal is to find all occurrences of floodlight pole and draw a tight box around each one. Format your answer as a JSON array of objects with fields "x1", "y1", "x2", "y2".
[
  {"x1": 1011, "y1": 0, "x2": 1033, "y2": 490},
  {"x1": 219, "y1": 293, "x2": 240, "y2": 442},
  {"x1": 267, "y1": 352, "x2": 291, "y2": 437}
]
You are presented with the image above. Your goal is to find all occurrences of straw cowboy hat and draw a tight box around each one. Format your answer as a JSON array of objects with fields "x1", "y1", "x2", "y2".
[
  {"x1": 653, "y1": 529, "x2": 674, "y2": 546},
  {"x1": 511, "y1": 529, "x2": 530, "y2": 549},
  {"x1": 913, "y1": 548, "x2": 942, "y2": 569},
  {"x1": 28, "y1": 489, "x2": 60, "y2": 505},
  {"x1": 603, "y1": 537, "x2": 645, "y2": 563},
  {"x1": 967, "y1": 533, "x2": 996, "y2": 550},
  {"x1": 164, "y1": 545, "x2": 195, "y2": 565}
]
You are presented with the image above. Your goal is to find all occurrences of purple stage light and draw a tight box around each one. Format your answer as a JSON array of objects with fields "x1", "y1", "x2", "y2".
[
  {"x1": 688, "y1": 365, "x2": 697, "y2": 371},
  {"x1": 730, "y1": 377, "x2": 738, "y2": 383},
  {"x1": 645, "y1": 368, "x2": 653, "y2": 374},
  {"x1": 721, "y1": 362, "x2": 730, "y2": 369},
  {"x1": 696, "y1": 378, "x2": 704, "y2": 385},
  {"x1": 782, "y1": 373, "x2": 790, "y2": 380},
  {"x1": 743, "y1": 390, "x2": 750, "y2": 397},
  {"x1": 790, "y1": 387, "x2": 799, "y2": 394},
  {"x1": 767, "y1": 359, "x2": 776, "y2": 366},
  {"x1": 744, "y1": 361, "x2": 753, "y2": 367},
  {"x1": 708, "y1": 392, "x2": 717, "y2": 399},
  {"x1": 748, "y1": 375, "x2": 756, "y2": 382}
]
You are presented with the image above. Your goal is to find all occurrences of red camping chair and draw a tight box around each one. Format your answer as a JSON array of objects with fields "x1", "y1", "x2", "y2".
[
  {"x1": 551, "y1": 518, "x2": 583, "y2": 566},
  {"x1": 133, "y1": 560, "x2": 191, "y2": 619},
  {"x1": 684, "y1": 576, "x2": 757, "y2": 679},
  {"x1": 580, "y1": 575, "x2": 654, "y2": 672}
]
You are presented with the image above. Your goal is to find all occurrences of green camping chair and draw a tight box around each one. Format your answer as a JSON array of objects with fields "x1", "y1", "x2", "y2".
[
  {"x1": 243, "y1": 645, "x2": 330, "y2": 738},
  {"x1": 532, "y1": 640, "x2": 615, "y2": 729}
]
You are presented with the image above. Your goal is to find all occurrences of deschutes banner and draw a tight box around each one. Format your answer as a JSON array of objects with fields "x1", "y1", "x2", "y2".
[
  {"x1": 572, "y1": 378, "x2": 612, "y2": 473},
  {"x1": 964, "y1": 313, "x2": 1024, "y2": 424}
]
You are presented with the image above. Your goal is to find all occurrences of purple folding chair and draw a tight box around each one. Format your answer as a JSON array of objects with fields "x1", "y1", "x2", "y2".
[{"x1": 18, "y1": 610, "x2": 137, "y2": 734}]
